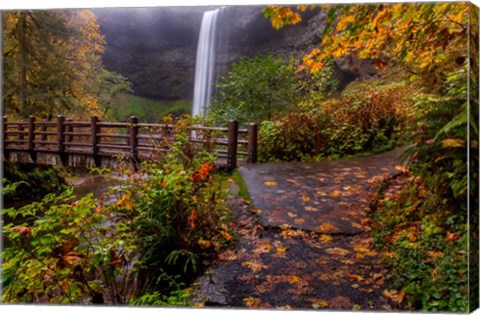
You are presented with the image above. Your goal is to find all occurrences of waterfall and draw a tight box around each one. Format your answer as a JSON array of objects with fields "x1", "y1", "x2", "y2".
[{"x1": 192, "y1": 9, "x2": 220, "y2": 117}]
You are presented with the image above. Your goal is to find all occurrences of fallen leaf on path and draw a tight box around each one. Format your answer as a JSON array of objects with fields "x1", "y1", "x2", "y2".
[
  {"x1": 288, "y1": 275, "x2": 302, "y2": 284},
  {"x1": 294, "y1": 218, "x2": 305, "y2": 225},
  {"x1": 276, "y1": 247, "x2": 288, "y2": 253},
  {"x1": 349, "y1": 275, "x2": 365, "y2": 282},
  {"x1": 287, "y1": 212, "x2": 297, "y2": 218},
  {"x1": 243, "y1": 297, "x2": 262, "y2": 308},
  {"x1": 318, "y1": 222, "x2": 337, "y2": 232},
  {"x1": 353, "y1": 244, "x2": 376, "y2": 259},
  {"x1": 330, "y1": 191, "x2": 342, "y2": 198},
  {"x1": 264, "y1": 181, "x2": 277, "y2": 186},
  {"x1": 253, "y1": 242, "x2": 272, "y2": 254},
  {"x1": 305, "y1": 206, "x2": 318, "y2": 212},
  {"x1": 311, "y1": 299, "x2": 329, "y2": 309},
  {"x1": 319, "y1": 234, "x2": 333, "y2": 242},
  {"x1": 301, "y1": 194, "x2": 311, "y2": 202},
  {"x1": 383, "y1": 289, "x2": 406, "y2": 304},
  {"x1": 318, "y1": 274, "x2": 330, "y2": 282},
  {"x1": 242, "y1": 260, "x2": 267, "y2": 272},
  {"x1": 325, "y1": 247, "x2": 350, "y2": 256}
]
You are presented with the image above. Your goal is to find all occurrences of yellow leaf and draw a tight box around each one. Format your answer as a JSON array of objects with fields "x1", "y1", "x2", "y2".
[
  {"x1": 243, "y1": 297, "x2": 262, "y2": 308},
  {"x1": 319, "y1": 234, "x2": 333, "y2": 242},
  {"x1": 441, "y1": 138, "x2": 464, "y2": 148},
  {"x1": 294, "y1": 218, "x2": 305, "y2": 225},
  {"x1": 220, "y1": 230, "x2": 233, "y2": 242},
  {"x1": 288, "y1": 275, "x2": 302, "y2": 284},
  {"x1": 349, "y1": 274, "x2": 365, "y2": 282},
  {"x1": 329, "y1": 191, "x2": 342, "y2": 198},
  {"x1": 318, "y1": 222, "x2": 337, "y2": 232},
  {"x1": 251, "y1": 208, "x2": 262, "y2": 214},
  {"x1": 312, "y1": 301, "x2": 329, "y2": 309},
  {"x1": 264, "y1": 181, "x2": 278, "y2": 186},
  {"x1": 198, "y1": 239, "x2": 212, "y2": 249},
  {"x1": 253, "y1": 242, "x2": 272, "y2": 254},
  {"x1": 276, "y1": 247, "x2": 288, "y2": 253},
  {"x1": 301, "y1": 194, "x2": 311, "y2": 202},
  {"x1": 116, "y1": 193, "x2": 134, "y2": 211},
  {"x1": 325, "y1": 247, "x2": 350, "y2": 256},
  {"x1": 383, "y1": 289, "x2": 405, "y2": 304},
  {"x1": 242, "y1": 260, "x2": 267, "y2": 272}
]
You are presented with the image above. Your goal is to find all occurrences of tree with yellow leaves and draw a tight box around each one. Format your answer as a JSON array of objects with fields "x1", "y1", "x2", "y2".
[
  {"x1": 264, "y1": 3, "x2": 475, "y2": 90},
  {"x1": 2, "y1": 10, "x2": 130, "y2": 119}
]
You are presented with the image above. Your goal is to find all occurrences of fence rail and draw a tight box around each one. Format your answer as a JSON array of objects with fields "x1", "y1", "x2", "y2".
[{"x1": 1, "y1": 115, "x2": 258, "y2": 170}]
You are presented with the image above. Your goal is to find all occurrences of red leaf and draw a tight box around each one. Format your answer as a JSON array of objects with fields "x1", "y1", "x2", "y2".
[{"x1": 11, "y1": 226, "x2": 31, "y2": 236}]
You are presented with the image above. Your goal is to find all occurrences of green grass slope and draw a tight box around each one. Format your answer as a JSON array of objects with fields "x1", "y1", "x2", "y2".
[{"x1": 106, "y1": 93, "x2": 191, "y2": 122}]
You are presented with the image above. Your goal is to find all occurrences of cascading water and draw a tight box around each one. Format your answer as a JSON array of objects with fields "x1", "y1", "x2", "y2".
[{"x1": 192, "y1": 9, "x2": 220, "y2": 117}]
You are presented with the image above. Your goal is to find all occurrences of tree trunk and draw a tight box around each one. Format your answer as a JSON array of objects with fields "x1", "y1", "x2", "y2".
[{"x1": 18, "y1": 12, "x2": 28, "y2": 116}]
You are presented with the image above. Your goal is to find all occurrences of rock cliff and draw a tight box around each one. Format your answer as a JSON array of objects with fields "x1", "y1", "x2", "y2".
[{"x1": 94, "y1": 6, "x2": 377, "y2": 102}]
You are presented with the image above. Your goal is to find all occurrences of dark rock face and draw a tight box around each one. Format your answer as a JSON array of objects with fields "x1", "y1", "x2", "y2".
[{"x1": 94, "y1": 6, "x2": 377, "y2": 102}]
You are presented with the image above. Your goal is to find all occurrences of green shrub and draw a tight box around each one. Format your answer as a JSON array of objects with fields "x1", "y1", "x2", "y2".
[
  {"x1": 2, "y1": 117, "x2": 233, "y2": 304},
  {"x1": 3, "y1": 162, "x2": 67, "y2": 204},
  {"x1": 208, "y1": 54, "x2": 302, "y2": 125},
  {"x1": 369, "y1": 68, "x2": 474, "y2": 312}
]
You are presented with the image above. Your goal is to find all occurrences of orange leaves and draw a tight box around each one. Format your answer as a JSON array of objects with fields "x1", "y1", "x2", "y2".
[
  {"x1": 263, "y1": 6, "x2": 303, "y2": 30},
  {"x1": 191, "y1": 162, "x2": 213, "y2": 182},
  {"x1": 243, "y1": 296, "x2": 263, "y2": 308},
  {"x1": 188, "y1": 209, "x2": 197, "y2": 229},
  {"x1": 220, "y1": 230, "x2": 233, "y2": 242},
  {"x1": 445, "y1": 232, "x2": 460, "y2": 242}
]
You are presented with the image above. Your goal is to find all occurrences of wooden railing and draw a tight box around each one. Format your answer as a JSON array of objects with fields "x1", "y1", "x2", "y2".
[{"x1": 1, "y1": 115, "x2": 258, "y2": 170}]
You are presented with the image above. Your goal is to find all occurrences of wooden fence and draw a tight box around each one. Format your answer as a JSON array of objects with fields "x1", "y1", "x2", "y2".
[{"x1": 1, "y1": 115, "x2": 258, "y2": 170}]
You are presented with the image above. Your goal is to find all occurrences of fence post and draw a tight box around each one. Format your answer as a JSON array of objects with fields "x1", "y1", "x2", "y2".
[
  {"x1": 28, "y1": 115, "x2": 36, "y2": 163},
  {"x1": 17, "y1": 121, "x2": 24, "y2": 144},
  {"x1": 2, "y1": 116, "x2": 8, "y2": 160},
  {"x1": 227, "y1": 120, "x2": 238, "y2": 170},
  {"x1": 247, "y1": 123, "x2": 258, "y2": 163},
  {"x1": 91, "y1": 116, "x2": 100, "y2": 167},
  {"x1": 64, "y1": 118, "x2": 72, "y2": 149},
  {"x1": 40, "y1": 118, "x2": 47, "y2": 142},
  {"x1": 129, "y1": 116, "x2": 139, "y2": 167},
  {"x1": 57, "y1": 115, "x2": 66, "y2": 165}
]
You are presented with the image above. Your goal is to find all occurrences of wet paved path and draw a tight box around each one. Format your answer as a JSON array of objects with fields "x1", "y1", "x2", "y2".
[
  {"x1": 238, "y1": 148, "x2": 406, "y2": 234},
  {"x1": 192, "y1": 148, "x2": 407, "y2": 311}
]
